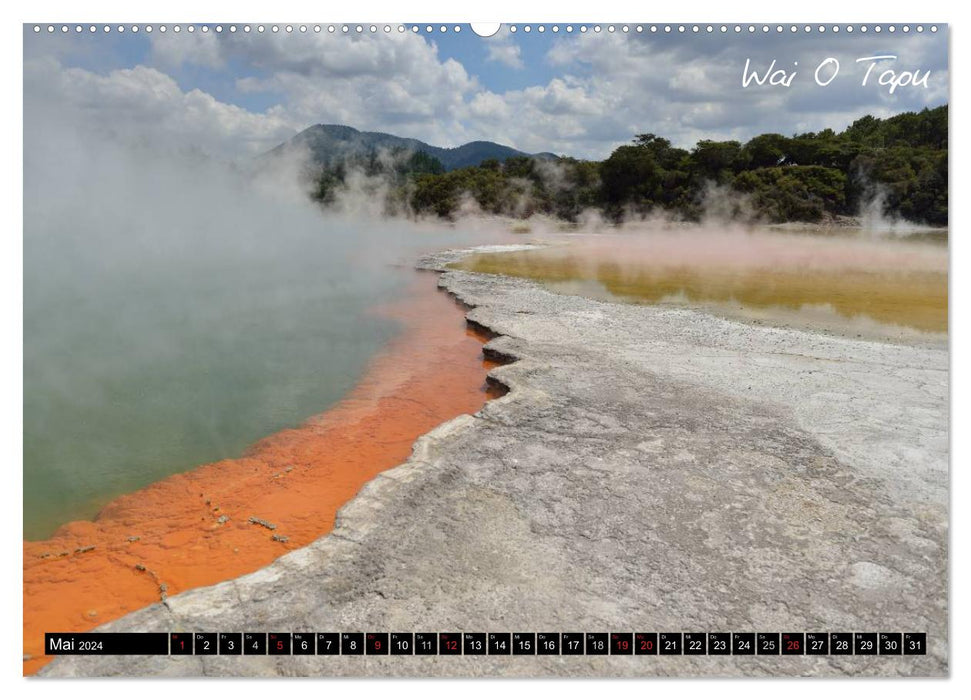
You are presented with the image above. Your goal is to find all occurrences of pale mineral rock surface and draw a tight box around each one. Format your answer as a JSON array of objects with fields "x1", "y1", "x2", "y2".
[{"x1": 41, "y1": 245, "x2": 947, "y2": 677}]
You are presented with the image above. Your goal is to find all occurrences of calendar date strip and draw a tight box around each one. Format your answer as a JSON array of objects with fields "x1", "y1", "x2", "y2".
[{"x1": 45, "y1": 631, "x2": 927, "y2": 656}]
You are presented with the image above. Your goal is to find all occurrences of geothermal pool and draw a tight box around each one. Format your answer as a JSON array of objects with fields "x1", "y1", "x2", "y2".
[
  {"x1": 23, "y1": 224, "x2": 403, "y2": 540},
  {"x1": 454, "y1": 227, "x2": 948, "y2": 341},
  {"x1": 23, "y1": 205, "x2": 505, "y2": 541}
]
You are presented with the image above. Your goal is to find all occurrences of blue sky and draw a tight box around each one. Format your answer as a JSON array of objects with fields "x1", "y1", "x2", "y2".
[
  {"x1": 25, "y1": 25, "x2": 566, "y2": 111},
  {"x1": 24, "y1": 23, "x2": 949, "y2": 160}
]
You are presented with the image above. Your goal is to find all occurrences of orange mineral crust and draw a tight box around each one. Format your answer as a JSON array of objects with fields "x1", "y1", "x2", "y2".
[{"x1": 23, "y1": 272, "x2": 501, "y2": 675}]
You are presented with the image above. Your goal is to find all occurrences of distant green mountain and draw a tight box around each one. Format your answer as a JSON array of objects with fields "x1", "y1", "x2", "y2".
[{"x1": 268, "y1": 123, "x2": 558, "y2": 171}]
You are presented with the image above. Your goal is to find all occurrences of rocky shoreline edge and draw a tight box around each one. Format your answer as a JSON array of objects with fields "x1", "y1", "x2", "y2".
[{"x1": 39, "y1": 244, "x2": 948, "y2": 677}]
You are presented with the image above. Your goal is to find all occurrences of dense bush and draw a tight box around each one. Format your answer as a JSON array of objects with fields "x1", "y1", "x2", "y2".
[
  {"x1": 309, "y1": 105, "x2": 947, "y2": 226},
  {"x1": 733, "y1": 166, "x2": 847, "y2": 223}
]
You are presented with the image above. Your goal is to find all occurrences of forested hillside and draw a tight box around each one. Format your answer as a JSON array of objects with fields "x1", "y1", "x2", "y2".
[{"x1": 306, "y1": 105, "x2": 947, "y2": 226}]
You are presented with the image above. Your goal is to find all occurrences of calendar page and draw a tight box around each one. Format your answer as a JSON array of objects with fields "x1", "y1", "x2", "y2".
[{"x1": 22, "y1": 18, "x2": 949, "y2": 678}]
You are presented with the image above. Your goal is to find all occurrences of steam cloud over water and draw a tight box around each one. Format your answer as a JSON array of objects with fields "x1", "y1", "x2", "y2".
[
  {"x1": 457, "y1": 222, "x2": 948, "y2": 341},
  {"x1": 558, "y1": 225, "x2": 947, "y2": 272},
  {"x1": 22, "y1": 96, "x2": 503, "y2": 539}
]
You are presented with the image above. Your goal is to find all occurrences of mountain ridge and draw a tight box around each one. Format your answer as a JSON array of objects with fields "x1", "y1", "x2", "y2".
[{"x1": 267, "y1": 123, "x2": 558, "y2": 171}]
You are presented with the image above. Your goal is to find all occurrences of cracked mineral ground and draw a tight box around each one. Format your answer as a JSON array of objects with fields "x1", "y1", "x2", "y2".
[{"x1": 40, "y1": 243, "x2": 948, "y2": 678}]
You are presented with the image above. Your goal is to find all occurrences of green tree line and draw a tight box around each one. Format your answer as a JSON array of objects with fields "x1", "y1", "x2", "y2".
[{"x1": 310, "y1": 105, "x2": 947, "y2": 226}]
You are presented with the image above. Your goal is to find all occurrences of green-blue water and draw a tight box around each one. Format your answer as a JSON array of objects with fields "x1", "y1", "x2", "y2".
[
  {"x1": 22, "y1": 143, "x2": 460, "y2": 539},
  {"x1": 23, "y1": 224, "x2": 414, "y2": 540}
]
